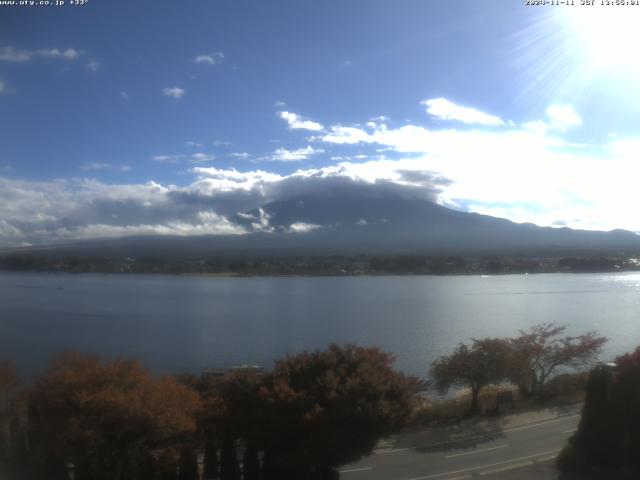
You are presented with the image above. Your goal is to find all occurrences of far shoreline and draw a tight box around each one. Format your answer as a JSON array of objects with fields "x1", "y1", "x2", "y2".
[{"x1": 1, "y1": 268, "x2": 638, "y2": 279}]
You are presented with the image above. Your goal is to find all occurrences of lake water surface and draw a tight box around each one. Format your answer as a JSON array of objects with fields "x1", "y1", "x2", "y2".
[{"x1": 2, "y1": 271, "x2": 640, "y2": 378}]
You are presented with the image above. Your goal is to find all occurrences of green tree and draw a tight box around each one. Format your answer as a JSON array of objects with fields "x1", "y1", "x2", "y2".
[
  {"x1": 431, "y1": 338, "x2": 511, "y2": 414},
  {"x1": 509, "y1": 323, "x2": 607, "y2": 397}
]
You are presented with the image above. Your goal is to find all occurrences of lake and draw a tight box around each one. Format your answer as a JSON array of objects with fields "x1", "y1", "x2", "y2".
[{"x1": 2, "y1": 271, "x2": 640, "y2": 379}]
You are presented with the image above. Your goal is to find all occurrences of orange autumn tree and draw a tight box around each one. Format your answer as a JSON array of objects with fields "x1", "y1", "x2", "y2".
[
  {"x1": 509, "y1": 323, "x2": 607, "y2": 397},
  {"x1": 28, "y1": 352, "x2": 201, "y2": 480}
]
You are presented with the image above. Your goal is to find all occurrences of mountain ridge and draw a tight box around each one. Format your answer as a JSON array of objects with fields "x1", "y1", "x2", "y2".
[{"x1": 2, "y1": 196, "x2": 639, "y2": 259}]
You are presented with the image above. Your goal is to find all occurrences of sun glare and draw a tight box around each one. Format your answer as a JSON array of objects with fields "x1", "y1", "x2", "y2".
[
  {"x1": 514, "y1": 5, "x2": 640, "y2": 100},
  {"x1": 563, "y1": 5, "x2": 640, "y2": 74}
]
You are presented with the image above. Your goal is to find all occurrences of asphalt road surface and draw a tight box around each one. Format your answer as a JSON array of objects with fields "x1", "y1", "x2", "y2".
[{"x1": 338, "y1": 412, "x2": 579, "y2": 480}]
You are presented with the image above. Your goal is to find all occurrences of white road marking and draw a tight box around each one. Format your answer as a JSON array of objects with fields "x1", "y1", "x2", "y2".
[
  {"x1": 444, "y1": 443, "x2": 509, "y2": 459},
  {"x1": 535, "y1": 453, "x2": 560, "y2": 463},
  {"x1": 440, "y1": 454, "x2": 559, "y2": 480},
  {"x1": 478, "y1": 453, "x2": 558, "y2": 476},
  {"x1": 338, "y1": 467, "x2": 373, "y2": 474},
  {"x1": 499, "y1": 414, "x2": 579, "y2": 435},
  {"x1": 562, "y1": 428, "x2": 577, "y2": 434},
  {"x1": 405, "y1": 448, "x2": 561, "y2": 480}
]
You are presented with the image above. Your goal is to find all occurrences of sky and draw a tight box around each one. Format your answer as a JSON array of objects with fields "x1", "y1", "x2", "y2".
[{"x1": 2, "y1": 0, "x2": 640, "y2": 246}]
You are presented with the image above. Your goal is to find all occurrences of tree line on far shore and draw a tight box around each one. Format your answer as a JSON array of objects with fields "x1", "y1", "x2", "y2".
[
  {"x1": 0, "y1": 323, "x2": 608, "y2": 480},
  {"x1": 1, "y1": 252, "x2": 637, "y2": 276}
]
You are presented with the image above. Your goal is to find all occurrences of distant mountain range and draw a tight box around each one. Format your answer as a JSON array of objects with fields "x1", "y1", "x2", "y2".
[{"x1": 6, "y1": 196, "x2": 640, "y2": 260}]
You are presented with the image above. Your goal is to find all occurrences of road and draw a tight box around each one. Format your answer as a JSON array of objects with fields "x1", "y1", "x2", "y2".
[{"x1": 338, "y1": 410, "x2": 580, "y2": 480}]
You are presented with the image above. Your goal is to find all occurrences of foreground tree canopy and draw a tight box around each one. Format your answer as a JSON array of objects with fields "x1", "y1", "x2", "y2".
[
  {"x1": 28, "y1": 353, "x2": 201, "y2": 480},
  {"x1": 0, "y1": 344, "x2": 419, "y2": 480},
  {"x1": 264, "y1": 344, "x2": 420, "y2": 477},
  {"x1": 559, "y1": 345, "x2": 640, "y2": 475}
]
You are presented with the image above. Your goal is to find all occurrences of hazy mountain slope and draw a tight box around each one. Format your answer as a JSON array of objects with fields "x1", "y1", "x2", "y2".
[
  {"x1": 232, "y1": 196, "x2": 640, "y2": 254},
  {"x1": 4, "y1": 196, "x2": 640, "y2": 259}
]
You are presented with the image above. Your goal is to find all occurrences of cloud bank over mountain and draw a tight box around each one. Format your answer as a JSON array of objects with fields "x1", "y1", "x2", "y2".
[
  {"x1": 1, "y1": 97, "x2": 639, "y2": 247},
  {"x1": 0, "y1": 163, "x2": 450, "y2": 247}
]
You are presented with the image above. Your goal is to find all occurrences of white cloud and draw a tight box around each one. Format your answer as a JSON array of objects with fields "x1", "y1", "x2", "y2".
[
  {"x1": 422, "y1": 98, "x2": 505, "y2": 126},
  {"x1": 241, "y1": 208, "x2": 274, "y2": 233},
  {"x1": 522, "y1": 120, "x2": 549, "y2": 134},
  {"x1": 546, "y1": 105, "x2": 582, "y2": 131},
  {"x1": 278, "y1": 111, "x2": 324, "y2": 131},
  {"x1": 190, "y1": 153, "x2": 216, "y2": 163},
  {"x1": 330, "y1": 155, "x2": 369, "y2": 161},
  {"x1": 189, "y1": 166, "x2": 282, "y2": 194},
  {"x1": 86, "y1": 60, "x2": 101, "y2": 72},
  {"x1": 0, "y1": 177, "x2": 252, "y2": 246},
  {"x1": 186, "y1": 141, "x2": 204, "y2": 148},
  {"x1": 2, "y1": 97, "x2": 639, "y2": 246},
  {"x1": 231, "y1": 152, "x2": 251, "y2": 160},
  {"x1": 320, "y1": 126, "x2": 373, "y2": 144},
  {"x1": 194, "y1": 52, "x2": 224, "y2": 65},
  {"x1": 0, "y1": 46, "x2": 33, "y2": 62},
  {"x1": 301, "y1": 99, "x2": 640, "y2": 232},
  {"x1": 153, "y1": 153, "x2": 215, "y2": 164},
  {"x1": 162, "y1": 87, "x2": 185, "y2": 99},
  {"x1": 366, "y1": 117, "x2": 388, "y2": 129},
  {"x1": 268, "y1": 146, "x2": 324, "y2": 162},
  {"x1": 190, "y1": 161, "x2": 446, "y2": 206},
  {"x1": 120, "y1": 91, "x2": 129, "y2": 100},
  {"x1": 55, "y1": 218, "x2": 243, "y2": 240},
  {"x1": 81, "y1": 163, "x2": 131, "y2": 172},
  {"x1": 37, "y1": 48, "x2": 79, "y2": 60},
  {"x1": 3, "y1": 129, "x2": 626, "y2": 247},
  {"x1": 288, "y1": 222, "x2": 322, "y2": 233},
  {"x1": 152, "y1": 154, "x2": 183, "y2": 163},
  {"x1": 0, "y1": 46, "x2": 83, "y2": 62}
]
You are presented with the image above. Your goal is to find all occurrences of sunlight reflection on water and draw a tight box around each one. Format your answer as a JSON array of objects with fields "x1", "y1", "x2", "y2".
[{"x1": 1, "y1": 272, "x2": 640, "y2": 379}]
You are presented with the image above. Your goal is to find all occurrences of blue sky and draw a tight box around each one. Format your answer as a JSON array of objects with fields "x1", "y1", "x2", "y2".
[{"x1": 2, "y1": 0, "x2": 640, "y2": 246}]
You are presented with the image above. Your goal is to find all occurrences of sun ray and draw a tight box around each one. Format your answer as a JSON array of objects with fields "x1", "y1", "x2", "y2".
[{"x1": 512, "y1": 4, "x2": 640, "y2": 104}]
